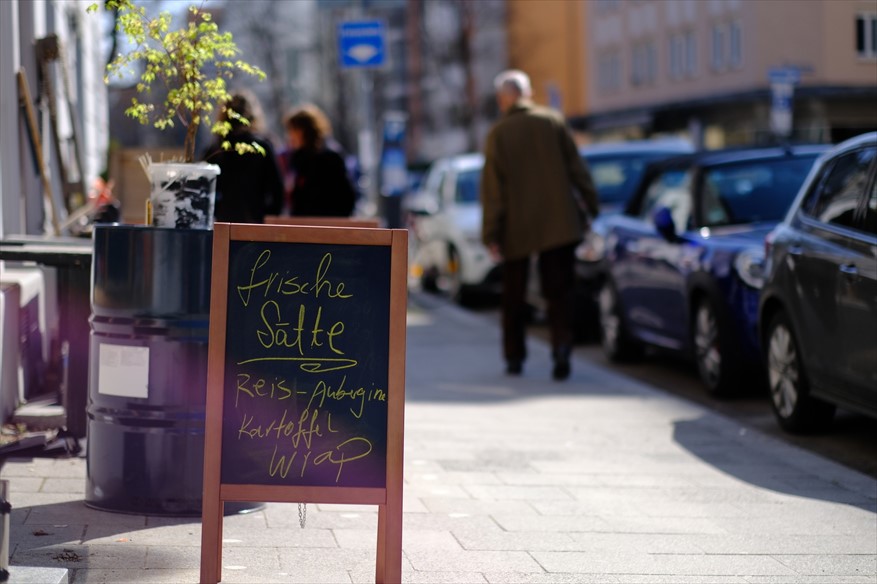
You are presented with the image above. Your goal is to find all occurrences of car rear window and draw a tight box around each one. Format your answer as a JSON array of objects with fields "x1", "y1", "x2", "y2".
[
  {"x1": 700, "y1": 155, "x2": 819, "y2": 227},
  {"x1": 583, "y1": 152, "x2": 682, "y2": 204},
  {"x1": 456, "y1": 168, "x2": 481, "y2": 203}
]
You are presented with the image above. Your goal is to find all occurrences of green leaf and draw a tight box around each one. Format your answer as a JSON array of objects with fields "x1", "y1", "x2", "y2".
[{"x1": 86, "y1": 0, "x2": 267, "y2": 156}]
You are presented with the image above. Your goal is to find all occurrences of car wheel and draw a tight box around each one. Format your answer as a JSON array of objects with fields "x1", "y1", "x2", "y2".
[
  {"x1": 598, "y1": 280, "x2": 642, "y2": 362},
  {"x1": 439, "y1": 245, "x2": 475, "y2": 305},
  {"x1": 420, "y1": 268, "x2": 440, "y2": 293},
  {"x1": 765, "y1": 311, "x2": 835, "y2": 433},
  {"x1": 691, "y1": 298, "x2": 736, "y2": 396}
]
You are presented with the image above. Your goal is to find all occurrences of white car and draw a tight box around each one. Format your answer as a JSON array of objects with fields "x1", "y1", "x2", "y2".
[{"x1": 405, "y1": 153, "x2": 498, "y2": 304}]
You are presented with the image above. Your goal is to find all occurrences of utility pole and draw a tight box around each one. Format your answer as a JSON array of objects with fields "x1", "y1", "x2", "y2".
[
  {"x1": 405, "y1": 0, "x2": 423, "y2": 161},
  {"x1": 459, "y1": 0, "x2": 478, "y2": 152}
]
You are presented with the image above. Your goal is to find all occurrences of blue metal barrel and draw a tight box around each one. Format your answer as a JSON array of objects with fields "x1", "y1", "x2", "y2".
[{"x1": 87, "y1": 225, "x2": 255, "y2": 516}]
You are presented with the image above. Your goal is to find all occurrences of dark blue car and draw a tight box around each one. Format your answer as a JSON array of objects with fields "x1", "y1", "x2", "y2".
[
  {"x1": 598, "y1": 145, "x2": 829, "y2": 395},
  {"x1": 573, "y1": 141, "x2": 694, "y2": 328}
]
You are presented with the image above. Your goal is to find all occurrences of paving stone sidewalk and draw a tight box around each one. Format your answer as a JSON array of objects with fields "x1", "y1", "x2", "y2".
[{"x1": 2, "y1": 293, "x2": 875, "y2": 583}]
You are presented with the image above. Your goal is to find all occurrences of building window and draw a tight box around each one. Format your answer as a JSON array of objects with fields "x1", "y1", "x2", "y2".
[
  {"x1": 714, "y1": 21, "x2": 742, "y2": 72},
  {"x1": 728, "y1": 20, "x2": 742, "y2": 68},
  {"x1": 711, "y1": 24, "x2": 725, "y2": 71},
  {"x1": 596, "y1": 0, "x2": 621, "y2": 12},
  {"x1": 684, "y1": 30, "x2": 697, "y2": 77},
  {"x1": 598, "y1": 50, "x2": 622, "y2": 93},
  {"x1": 670, "y1": 31, "x2": 697, "y2": 79},
  {"x1": 632, "y1": 41, "x2": 658, "y2": 86},
  {"x1": 611, "y1": 51, "x2": 622, "y2": 91},
  {"x1": 646, "y1": 41, "x2": 658, "y2": 83},
  {"x1": 669, "y1": 33, "x2": 684, "y2": 80},
  {"x1": 632, "y1": 44, "x2": 645, "y2": 86},
  {"x1": 856, "y1": 13, "x2": 877, "y2": 58}
]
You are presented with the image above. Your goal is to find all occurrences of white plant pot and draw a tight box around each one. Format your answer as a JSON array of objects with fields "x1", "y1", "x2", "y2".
[{"x1": 148, "y1": 162, "x2": 220, "y2": 230}]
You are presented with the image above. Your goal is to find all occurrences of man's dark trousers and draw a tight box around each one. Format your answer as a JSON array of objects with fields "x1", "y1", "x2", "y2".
[{"x1": 501, "y1": 242, "x2": 576, "y2": 367}]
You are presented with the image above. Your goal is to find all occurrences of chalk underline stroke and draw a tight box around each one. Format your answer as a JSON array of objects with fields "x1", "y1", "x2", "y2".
[{"x1": 235, "y1": 357, "x2": 358, "y2": 373}]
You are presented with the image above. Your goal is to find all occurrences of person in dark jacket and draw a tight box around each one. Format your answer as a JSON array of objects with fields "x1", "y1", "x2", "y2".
[
  {"x1": 203, "y1": 90, "x2": 283, "y2": 224},
  {"x1": 481, "y1": 70, "x2": 600, "y2": 381},
  {"x1": 284, "y1": 105, "x2": 356, "y2": 217}
]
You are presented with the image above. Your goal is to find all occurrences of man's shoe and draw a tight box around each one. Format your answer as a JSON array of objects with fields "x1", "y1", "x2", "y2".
[
  {"x1": 552, "y1": 359, "x2": 570, "y2": 381},
  {"x1": 552, "y1": 345, "x2": 571, "y2": 381},
  {"x1": 506, "y1": 361, "x2": 523, "y2": 375}
]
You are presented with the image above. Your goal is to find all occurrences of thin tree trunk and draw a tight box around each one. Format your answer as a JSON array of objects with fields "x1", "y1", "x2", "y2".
[{"x1": 184, "y1": 120, "x2": 199, "y2": 163}]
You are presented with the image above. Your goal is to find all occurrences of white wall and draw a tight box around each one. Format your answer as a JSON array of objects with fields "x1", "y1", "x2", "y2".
[
  {"x1": 0, "y1": 0, "x2": 108, "y2": 238},
  {"x1": 0, "y1": 0, "x2": 24, "y2": 238}
]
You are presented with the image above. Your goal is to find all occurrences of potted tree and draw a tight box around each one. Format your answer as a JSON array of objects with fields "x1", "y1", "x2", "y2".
[
  {"x1": 82, "y1": 0, "x2": 269, "y2": 517},
  {"x1": 88, "y1": 0, "x2": 266, "y2": 228}
]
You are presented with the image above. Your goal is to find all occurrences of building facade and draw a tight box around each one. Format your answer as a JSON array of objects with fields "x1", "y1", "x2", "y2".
[
  {"x1": 0, "y1": 0, "x2": 108, "y2": 237},
  {"x1": 505, "y1": 0, "x2": 589, "y2": 122},
  {"x1": 578, "y1": 0, "x2": 877, "y2": 146},
  {"x1": 0, "y1": 0, "x2": 108, "y2": 424}
]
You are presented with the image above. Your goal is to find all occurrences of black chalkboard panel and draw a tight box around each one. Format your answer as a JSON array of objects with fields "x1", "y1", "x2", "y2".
[{"x1": 219, "y1": 240, "x2": 390, "y2": 488}]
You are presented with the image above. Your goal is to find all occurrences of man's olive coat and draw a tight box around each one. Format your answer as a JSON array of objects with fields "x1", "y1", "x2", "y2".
[{"x1": 480, "y1": 101, "x2": 599, "y2": 260}]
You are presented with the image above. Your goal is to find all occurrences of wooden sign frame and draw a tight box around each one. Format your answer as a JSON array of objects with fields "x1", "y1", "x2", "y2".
[
  {"x1": 264, "y1": 215, "x2": 381, "y2": 229},
  {"x1": 200, "y1": 222, "x2": 407, "y2": 584}
]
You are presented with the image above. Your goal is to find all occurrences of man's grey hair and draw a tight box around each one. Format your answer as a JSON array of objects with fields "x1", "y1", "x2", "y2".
[{"x1": 494, "y1": 70, "x2": 532, "y2": 99}]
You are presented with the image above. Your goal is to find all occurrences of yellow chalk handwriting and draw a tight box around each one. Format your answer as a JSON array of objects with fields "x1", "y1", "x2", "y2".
[
  {"x1": 312, "y1": 437, "x2": 373, "y2": 483},
  {"x1": 256, "y1": 301, "x2": 346, "y2": 355},
  {"x1": 235, "y1": 373, "x2": 294, "y2": 408},
  {"x1": 236, "y1": 250, "x2": 353, "y2": 308}
]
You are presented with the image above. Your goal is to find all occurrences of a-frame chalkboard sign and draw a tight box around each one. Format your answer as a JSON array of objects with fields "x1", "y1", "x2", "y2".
[{"x1": 200, "y1": 223, "x2": 407, "y2": 583}]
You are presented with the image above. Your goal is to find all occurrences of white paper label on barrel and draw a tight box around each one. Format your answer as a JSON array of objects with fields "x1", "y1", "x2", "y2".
[{"x1": 98, "y1": 344, "x2": 149, "y2": 399}]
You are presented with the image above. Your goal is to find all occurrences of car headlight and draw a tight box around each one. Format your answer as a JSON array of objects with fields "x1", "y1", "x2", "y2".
[
  {"x1": 734, "y1": 247, "x2": 766, "y2": 289},
  {"x1": 575, "y1": 231, "x2": 605, "y2": 263}
]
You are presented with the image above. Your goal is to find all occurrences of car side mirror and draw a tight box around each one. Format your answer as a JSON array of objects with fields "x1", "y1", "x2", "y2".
[
  {"x1": 653, "y1": 206, "x2": 677, "y2": 242},
  {"x1": 404, "y1": 192, "x2": 438, "y2": 216}
]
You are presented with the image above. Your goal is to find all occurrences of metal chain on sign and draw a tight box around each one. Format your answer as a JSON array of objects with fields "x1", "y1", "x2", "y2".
[{"x1": 298, "y1": 503, "x2": 307, "y2": 528}]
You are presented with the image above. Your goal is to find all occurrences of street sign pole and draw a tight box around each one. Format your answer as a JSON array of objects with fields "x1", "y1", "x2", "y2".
[
  {"x1": 360, "y1": 71, "x2": 377, "y2": 215},
  {"x1": 768, "y1": 67, "x2": 801, "y2": 140},
  {"x1": 338, "y1": 20, "x2": 387, "y2": 219}
]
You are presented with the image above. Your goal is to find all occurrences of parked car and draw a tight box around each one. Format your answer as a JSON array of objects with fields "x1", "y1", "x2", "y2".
[
  {"x1": 758, "y1": 133, "x2": 877, "y2": 432},
  {"x1": 409, "y1": 140, "x2": 692, "y2": 307},
  {"x1": 405, "y1": 153, "x2": 496, "y2": 304},
  {"x1": 598, "y1": 144, "x2": 829, "y2": 395},
  {"x1": 571, "y1": 139, "x2": 694, "y2": 335},
  {"x1": 579, "y1": 139, "x2": 695, "y2": 215}
]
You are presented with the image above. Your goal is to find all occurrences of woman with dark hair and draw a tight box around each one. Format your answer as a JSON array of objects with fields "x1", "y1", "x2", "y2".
[
  {"x1": 284, "y1": 105, "x2": 356, "y2": 217},
  {"x1": 202, "y1": 90, "x2": 284, "y2": 223}
]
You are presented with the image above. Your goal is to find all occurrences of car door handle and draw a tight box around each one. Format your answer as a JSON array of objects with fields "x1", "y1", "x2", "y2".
[
  {"x1": 788, "y1": 244, "x2": 803, "y2": 256},
  {"x1": 839, "y1": 263, "x2": 858, "y2": 276}
]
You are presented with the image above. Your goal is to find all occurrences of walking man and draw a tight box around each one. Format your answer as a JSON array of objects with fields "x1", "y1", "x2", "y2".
[{"x1": 480, "y1": 70, "x2": 599, "y2": 380}]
